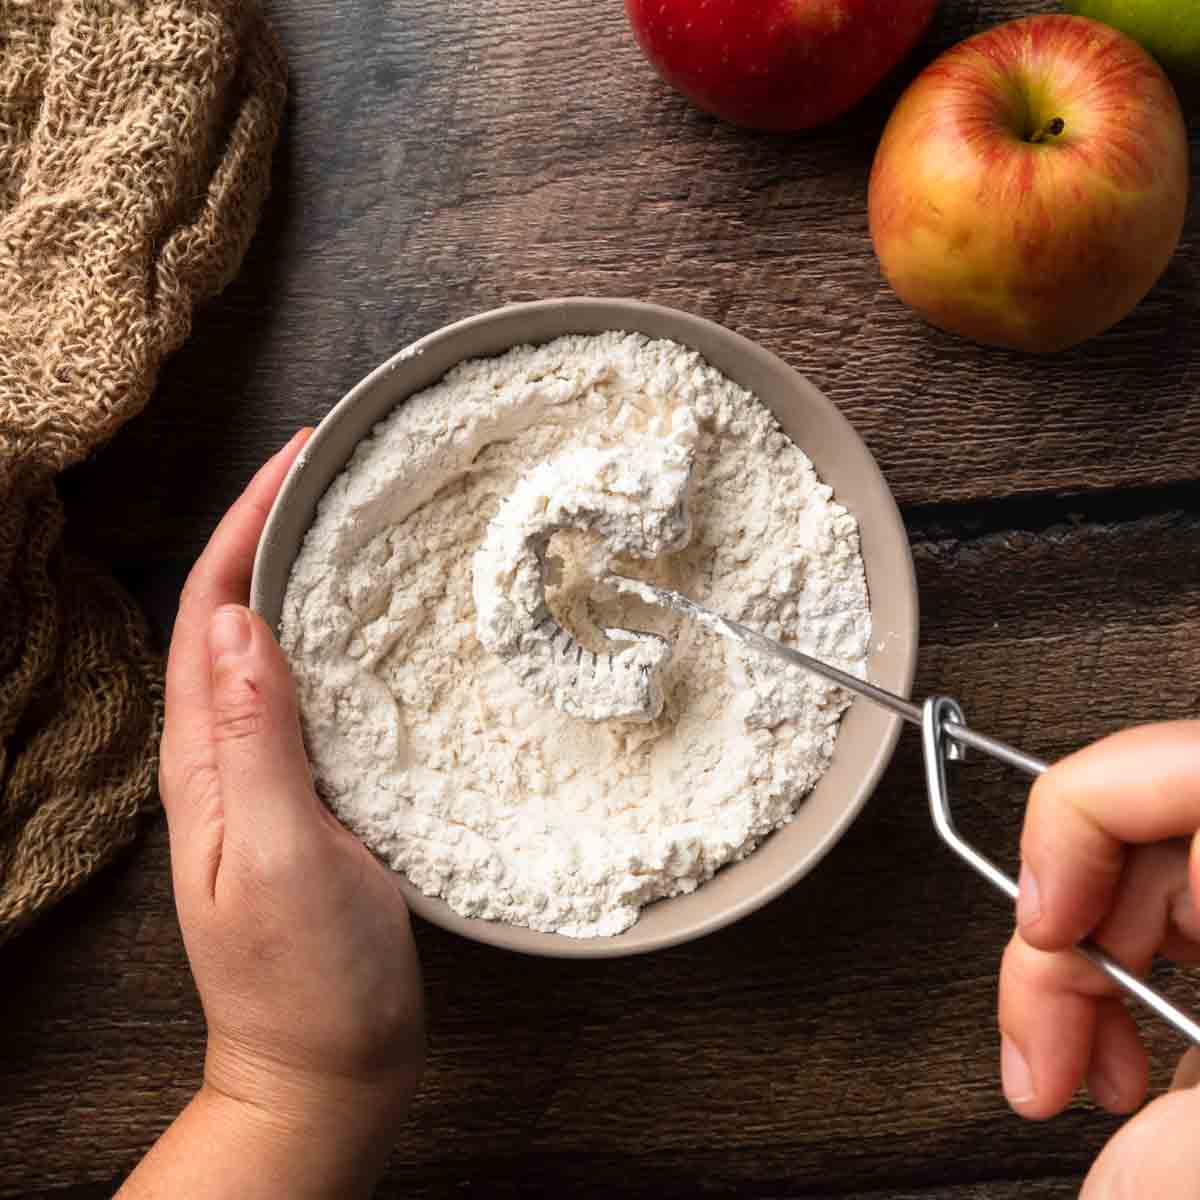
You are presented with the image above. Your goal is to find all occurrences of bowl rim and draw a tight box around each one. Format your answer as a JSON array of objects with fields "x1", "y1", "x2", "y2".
[{"x1": 251, "y1": 297, "x2": 919, "y2": 959}]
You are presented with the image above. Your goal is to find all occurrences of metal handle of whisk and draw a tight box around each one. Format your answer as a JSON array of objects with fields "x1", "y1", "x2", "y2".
[
  {"x1": 606, "y1": 573, "x2": 1200, "y2": 1047},
  {"x1": 922, "y1": 695, "x2": 1200, "y2": 1049}
]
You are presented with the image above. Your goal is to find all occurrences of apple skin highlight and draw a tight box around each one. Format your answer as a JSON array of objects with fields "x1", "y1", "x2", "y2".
[
  {"x1": 868, "y1": 14, "x2": 1189, "y2": 353},
  {"x1": 624, "y1": 0, "x2": 937, "y2": 132}
]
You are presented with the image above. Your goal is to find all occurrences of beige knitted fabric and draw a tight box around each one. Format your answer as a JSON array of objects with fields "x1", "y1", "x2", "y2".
[{"x1": 0, "y1": 0, "x2": 286, "y2": 942}]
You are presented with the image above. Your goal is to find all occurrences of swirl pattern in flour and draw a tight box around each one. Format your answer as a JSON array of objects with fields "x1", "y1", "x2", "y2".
[
  {"x1": 472, "y1": 407, "x2": 698, "y2": 723},
  {"x1": 280, "y1": 332, "x2": 870, "y2": 938}
]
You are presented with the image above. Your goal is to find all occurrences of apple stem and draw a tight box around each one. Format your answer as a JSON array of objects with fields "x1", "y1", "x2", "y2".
[{"x1": 1028, "y1": 117, "x2": 1066, "y2": 144}]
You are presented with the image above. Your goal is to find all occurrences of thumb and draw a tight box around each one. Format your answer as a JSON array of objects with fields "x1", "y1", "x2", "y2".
[
  {"x1": 208, "y1": 604, "x2": 321, "y2": 844},
  {"x1": 1082, "y1": 1086, "x2": 1200, "y2": 1198}
]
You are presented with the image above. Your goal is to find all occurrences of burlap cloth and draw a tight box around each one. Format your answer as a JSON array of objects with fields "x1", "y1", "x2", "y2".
[{"x1": 0, "y1": 0, "x2": 286, "y2": 944}]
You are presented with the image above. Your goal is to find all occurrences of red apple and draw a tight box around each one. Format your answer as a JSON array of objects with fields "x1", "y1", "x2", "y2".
[
  {"x1": 624, "y1": 0, "x2": 938, "y2": 132},
  {"x1": 868, "y1": 14, "x2": 1189, "y2": 353}
]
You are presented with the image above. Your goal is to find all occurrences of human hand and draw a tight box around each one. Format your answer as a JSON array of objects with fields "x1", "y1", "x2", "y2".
[
  {"x1": 141, "y1": 430, "x2": 424, "y2": 1196},
  {"x1": 998, "y1": 721, "x2": 1200, "y2": 1195}
]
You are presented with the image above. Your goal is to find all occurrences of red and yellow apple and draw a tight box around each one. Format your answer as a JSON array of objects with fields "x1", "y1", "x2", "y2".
[
  {"x1": 624, "y1": 0, "x2": 938, "y2": 132},
  {"x1": 1064, "y1": 0, "x2": 1200, "y2": 99},
  {"x1": 868, "y1": 14, "x2": 1190, "y2": 353}
]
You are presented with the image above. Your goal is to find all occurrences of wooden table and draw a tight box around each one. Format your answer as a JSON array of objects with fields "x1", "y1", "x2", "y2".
[{"x1": 5, "y1": 0, "x2": 1200, "y2": 1195}]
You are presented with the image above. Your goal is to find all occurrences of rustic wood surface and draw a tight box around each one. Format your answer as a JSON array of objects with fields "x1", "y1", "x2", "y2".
[{"x1": 6, "y1": 0, "x2": 1200, "y2": 1196}]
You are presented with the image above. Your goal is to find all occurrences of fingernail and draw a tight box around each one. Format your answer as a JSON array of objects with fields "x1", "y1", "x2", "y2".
[
  {"x1": 210, "y1": 606, "x2": 252, "y2": 660},
  {"x1": 1002, "y1": 1035, "x2": 1035, "y2": 1107},
  {"x1": 1017, "y1": 862, "x2": 1042, "y2": 928}
]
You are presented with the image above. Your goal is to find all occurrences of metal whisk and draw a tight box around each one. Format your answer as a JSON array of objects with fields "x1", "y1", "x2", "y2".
[{"x1": 606, "y1": 573, "x2": 1200, "y2": 1049}]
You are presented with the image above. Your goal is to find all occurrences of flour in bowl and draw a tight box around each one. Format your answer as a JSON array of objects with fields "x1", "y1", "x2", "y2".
[
  {"x1": 279, "y1": 332, "x2": 870, "y2": 937},
  {"x1": 472, "y1": 408, "x2": 697, "y2": 724}
]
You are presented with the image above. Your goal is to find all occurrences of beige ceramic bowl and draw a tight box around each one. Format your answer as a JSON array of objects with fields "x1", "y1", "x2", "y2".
[{"x1": 251, "y1": 299, "x2": 918, "y2": 958}]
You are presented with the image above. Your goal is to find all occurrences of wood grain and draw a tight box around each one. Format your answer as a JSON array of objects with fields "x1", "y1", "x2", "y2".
[
  {"x1": 13, "y1": 0, "x2": 1200, "y2": 1196},
  {"x1": 60, "y1": 0, "x2": 1200, "y2": 576},
  {"x1": 5, "y1": 512, "x2": 1198, "y2": 1199}
]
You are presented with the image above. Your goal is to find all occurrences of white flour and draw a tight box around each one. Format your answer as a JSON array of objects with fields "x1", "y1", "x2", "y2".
[
  {"x1": 472, "y1": 407, "x2": 696, "y2": 723},
  {"x1": 280, "y1": 332, "x2": 871, "y2": 937}
]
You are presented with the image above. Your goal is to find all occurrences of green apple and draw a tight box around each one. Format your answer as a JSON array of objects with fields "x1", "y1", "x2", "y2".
[{"x1": 1064, "y1": 0, "x2": 1200, "y2": 96}]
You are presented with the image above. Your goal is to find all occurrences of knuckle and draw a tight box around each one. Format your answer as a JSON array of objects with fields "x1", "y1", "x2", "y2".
[
  {"x1": 249, "y1": 841, "x2": 294, "y2": 886},
  {"x1": 999, "y1": 934, "x2": 1031, "y2": 1004},
  {"x1": 230, "y1": 828, "x2": 312, "y2": 890},
  {"x1": 1002, "y1": 928, "x2": 1110, "y2": 1001},
  {"x1": 211, "y1": 676, "x2": 267, "y2": 745},
  {"x1": 212, "y1": 707, "x2": 265, "y2": 744},
  {"x1": 1001, "y1": 932, "x2": 1074, "y2": 1001},
  {"x1": 1000, "y1": 933, "x2": 1045, "y2": 990},
  {"x1": 1069, "y1": 824, "x2": 1125, "y2": 878}
]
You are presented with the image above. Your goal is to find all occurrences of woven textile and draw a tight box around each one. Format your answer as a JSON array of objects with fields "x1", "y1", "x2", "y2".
[{"x1": 0, "y1": 0, "x2": 286, "y2": 942}]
